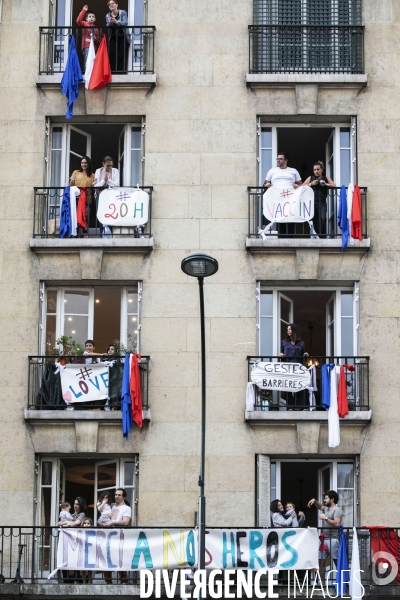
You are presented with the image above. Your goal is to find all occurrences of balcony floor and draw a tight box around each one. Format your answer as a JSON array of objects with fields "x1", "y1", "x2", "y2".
[{"x1": 245, "y1": 409, "x2": 372, "y2": 424}]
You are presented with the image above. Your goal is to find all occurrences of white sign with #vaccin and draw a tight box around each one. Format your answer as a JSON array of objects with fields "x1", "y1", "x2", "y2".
[
  {"x1": 97, "y1": 188, "x2": 149, "y2": 227},
  {"x1": 251, "y1": 362, "x2": 311, "y2": 392},
  {"x1": 263, "y1": 186, "x2": 314, "y2": 223}
]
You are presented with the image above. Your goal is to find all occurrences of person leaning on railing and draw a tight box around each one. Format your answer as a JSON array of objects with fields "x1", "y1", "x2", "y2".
[
  {"x1": 105, "y1": 0, "x2": 131, "y2": 73},
  {"x1": 303, "y1": 161, "x2": 336, "y2": 237},
  {"x1": 70, "y1": 156, "x2": 95, "y2": 237}
]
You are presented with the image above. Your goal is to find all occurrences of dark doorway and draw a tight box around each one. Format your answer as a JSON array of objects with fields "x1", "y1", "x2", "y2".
[
  {"x1": 280, "y1": 461, "x2": 330, "y2": 528},
  {"x1": 277, "y1": 127, "x2": 335, "y2": 183}
]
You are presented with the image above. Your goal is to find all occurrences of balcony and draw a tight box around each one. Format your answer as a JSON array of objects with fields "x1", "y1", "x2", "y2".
[
  {"x1": 246, "y1": 186, "x2": 370, "y2": 281},
  {"x1": 24, "y1": 355, "x2": 150, "y2": 423},
  {"x1": 37, "y1": 26, "x2": 156, "y2": 89},
  {"x1": 0, "y1": 526, "x2": 396, "y2": 597},
  {"x1": 247, "y1": 25, "x2": 366, "y2": 88},
  {"x1": 246, "y1": 355, "x2": 371, "y2": 425},
  {"x1": 30, "y1": 187, "x2": 153, "y2": 254}
]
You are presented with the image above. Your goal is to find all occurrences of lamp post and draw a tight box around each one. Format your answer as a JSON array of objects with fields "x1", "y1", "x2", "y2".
[{"x1": 181, "y1": 254, "x2": 219, "y2": 571}]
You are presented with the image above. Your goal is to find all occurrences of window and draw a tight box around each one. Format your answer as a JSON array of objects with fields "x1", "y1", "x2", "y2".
[
  {"x1": 257, "y1": 286, "x2": 359, "y2": 357},
  {"x1": 42, "y1": 285, "x2": 141, "y2": 354},
  {"x1": 258, "y1": 121, "x2": 356, "y2": 187},
  {"x1": 252, "y1": 0, "x2": 363, "y2": 74},
  {"x1": 257, "y1": 456, "x2": 357, "y2": 527},
  {"x1": 46, "y1": 121, "x2": 144, "y2": 188},
  {"x1": 51, "y1": 0, "x2": 145, "y2": 28},
  {"x1": 37, "y1": 456, "x2": 138, "y2": 527}
]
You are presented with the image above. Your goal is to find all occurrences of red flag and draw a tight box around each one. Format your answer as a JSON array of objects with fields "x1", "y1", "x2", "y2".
[
  {"x1": 130, "y1": 354, "x2": 143, "y2": 428},
  {"x1": 76, "y1": 187, "x2": 87, "y2": 229},
  {"x1": 88, "y1": 36, "x2": 112, "y2": 90}
]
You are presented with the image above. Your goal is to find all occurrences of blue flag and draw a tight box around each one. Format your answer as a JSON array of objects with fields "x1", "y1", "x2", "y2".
[
  {"x1": 336, "y1": 525, "x2": 350, "y2": 595},
  {"x1": 59, "y1": 186, "x2": 72, "y2": 238},
  {"x1": 121, "y1": 354, "x2": 132, "y2": 439},
  {"x1": 61, "y1": 35, "x2": 83, "y2": 119},
  {"x1": 337, "y1": 185, "x2": 349, "y2": 251}
]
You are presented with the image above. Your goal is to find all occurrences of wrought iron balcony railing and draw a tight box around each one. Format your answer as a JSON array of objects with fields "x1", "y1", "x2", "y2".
[
  {"x1": 249, "y1": 25, "x2": 364, "y2": 74},
  {"x1": 39, "y1": 26, "x2": 155, "y2": 75},
  {"x1": 247, "y1": 356, "x2": 369, "y2": 411},
  {"x1": 0, "y1": 526, "x2": 394, "y2": 588},
  {"x1": 247, "y1": 186, "x2": 368, "y2": 239},
  {"x1": 33, "y1": 187, "x2": 153, "y2": 239},
  {"x1": 28, "y1": 355, "x2": 149, "y2": 411}
]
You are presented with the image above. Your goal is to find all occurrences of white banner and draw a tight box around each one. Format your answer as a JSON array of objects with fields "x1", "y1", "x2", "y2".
[
  {"x1": 57, "y1": 529, "x2": 196, "y2": 571},
  {"x1": 56, "y1": 527, "x2": 318, "y2": 571},
  {"x1": 97, "y1": 188, "x2": 149, "y2": 226},
  {"x1": 263, "y1": 186, "x2": 314, "y2": 223},
  {"x1": 60, "y1": 363, "x2": 109, "y2": 404},
  {"x1": 205, "y1": 528, "x2": 318, "y2": 570},
  {"x1": 251, "y1": 362, "x2": 311, "y2": 392}
]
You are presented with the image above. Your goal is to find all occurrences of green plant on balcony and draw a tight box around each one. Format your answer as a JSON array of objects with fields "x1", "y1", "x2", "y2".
[{"x1": 46, "y1": 335, "x2": 84, "y2": 357}]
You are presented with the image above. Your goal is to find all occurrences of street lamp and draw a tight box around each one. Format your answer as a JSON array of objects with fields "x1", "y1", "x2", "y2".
[{"x1": 181, "y1": 254, "x2": 219, "y2": 571}]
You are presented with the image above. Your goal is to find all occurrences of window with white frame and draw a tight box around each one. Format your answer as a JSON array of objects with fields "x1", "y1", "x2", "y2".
[
  {"x1": 42, "y1": 285, "x2": 141, "y2": 354},
  {"x1": 37, "y1": 456, "x2": 138, "y2": 528},
  {"x1": 256, "y1": 456, "x2": 357, "y2": 527},
  {"x1": 257, "y1": 285, "x2": 359, "y2": 358},
  {"x1": 258, "y1": 120, "x2": 357, "y2": 187},
  {"x1": 46, "y1": 121, "x2": 145, "y2": 188}
]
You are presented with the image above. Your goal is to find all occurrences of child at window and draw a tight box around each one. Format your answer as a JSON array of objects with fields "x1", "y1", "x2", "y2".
[
  {"x1": 284, "y1": 501, "x2": 305, "y2": 528},
  {"x1": 76, "y1": 5, "x2": 100, "y2": 69},
  {"x1": 97, "y1": 491, "x2": 112, "y2": 524},
  {"x1": 59, "y1": 502, "x2": 73, "y2": 522},
  {"x1": 81, "y1": 517, "x2": 94, "y2": 584}
]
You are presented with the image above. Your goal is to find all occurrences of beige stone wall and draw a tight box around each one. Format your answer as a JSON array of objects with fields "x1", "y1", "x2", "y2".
[{"x1": 0, "y1": 0, "x2": 399, "y2": 529}]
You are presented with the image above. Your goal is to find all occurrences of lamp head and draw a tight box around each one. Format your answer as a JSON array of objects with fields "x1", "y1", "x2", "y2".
[{"x1": 181, "y1": 254, "x2": 219, "y2": 278}]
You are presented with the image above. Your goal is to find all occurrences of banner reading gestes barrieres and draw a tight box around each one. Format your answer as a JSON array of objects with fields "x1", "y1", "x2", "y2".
[{"x1": 55, "y1": 528, "x2": 318, "y2": 572}]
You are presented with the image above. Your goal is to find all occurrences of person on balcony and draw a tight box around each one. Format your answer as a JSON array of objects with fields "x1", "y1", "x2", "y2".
[
  {"x1": 270, "y1": 499, "x2": 297, "y2": 527},
  {"x1": 99, "y1": 488, "x2": 131, "y2": 584},
  {"x1": 263, "y1": 152, "x2": 302, "y2": 236},
  {"x1": 303, "y1": 161, "x2": 336, "y2": 237},
  {"x1": 307, "y1": 490, "x2": 343, "y2": 579},
  {"x1": 69, "y1": 156, "x2": 95, "y2": 236},
  {"x1": 279, "y1": 323, "x2": 309, "y2": 410},
  {"x1": 106, "y1": 0, "x2": 131, "y2": 73},
  {"x1": 76, "y1": 6, "x2": 100, "y2": 69},
  {"x1": 70, "y1": 156, "x2": 95, "y2": 187},
  {"x1": 93, "y1": 155, "x2": 120, "y2": 188}
]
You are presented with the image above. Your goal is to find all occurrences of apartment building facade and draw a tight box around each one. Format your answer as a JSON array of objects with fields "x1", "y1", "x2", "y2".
[{"x1": 0, "y1": 0, "x2": 398, "y2": 594}]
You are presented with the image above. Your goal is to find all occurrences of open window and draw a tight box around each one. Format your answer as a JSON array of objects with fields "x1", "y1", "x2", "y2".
[
  {"x1": 258, "y1": 285, "x2": 359, "y2": 357},
  {"x1": 36, "y1": 456, "x2": 138, "y2": 526},
  {"x1": 46, "y1": 120, "x2": 144, "y2": 187},
  {"x1": 257, "y1": 456, "x2": 358, "y2": 527},
  {"x1": 258, "y1": 120, "x2": 357, "y2": 187},
  {"x1": 41, "y1": 284, "x2": 142, "y2": 354}
]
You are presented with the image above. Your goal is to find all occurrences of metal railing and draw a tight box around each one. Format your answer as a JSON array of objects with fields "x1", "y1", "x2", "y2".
[
  {"x1": 0, "y1": 526, "x2": 397, "y2": 588},
  {"x1": 33, "y1": 187, "x2": 153, "y2": 239},
  {"x1": 39, "y1": 26, "x2": 155, "y2": 75},
  {"x1": 249, "y1": 25, "x2": 364, "y2": 74},
  {"x1": 247, "y1": 356, "x2": 369, "y2": 411},
  {"x1": 248, "y1": 186, "x2": 368, "y2": 239},
  {"x1": 28, "y1": 356, "x2": 149, "y2": 410}
]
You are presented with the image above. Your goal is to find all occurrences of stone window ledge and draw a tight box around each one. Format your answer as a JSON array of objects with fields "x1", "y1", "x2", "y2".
[
  {"x1": 246, "y1": 237, "x2": 370, "y2": 251},
  {"x1": 246, "y1": 73, "x2": 367, "y2": 88},
  {"x1": 245, "y1": 409, "x2": 371, "y2": 425},
  {"x1": 30, "y1": 237, "x2": 154, "y2": 254},
  {"x1": 24, "y1": 408, "x2": 151, "y2": 423},
  {"x1": 37, "y1": 74, "x2": 156, "y2": 89}
]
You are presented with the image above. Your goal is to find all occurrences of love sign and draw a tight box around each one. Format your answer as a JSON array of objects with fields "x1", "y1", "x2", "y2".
[
  {"x1": 60, "y1": 363, "x2": 109, "y2": 403},
  {"x1": 97, "y1": 188, "x2": 149, "y2": 226},
  {"x1": 263, "y1": 186, "x2": 314, "y2": 223}
]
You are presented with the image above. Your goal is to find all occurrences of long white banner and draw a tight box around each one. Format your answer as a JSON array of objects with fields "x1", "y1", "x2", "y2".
[
  {"x1": 60, "y1": 363, "x2": 109, "y2": 404},
  {"x1": 56, "y1": 528, "x2": 318, "y2": 571},
  {"x1": 251, "y1": 362, "x2": 311, "y2": 392}
]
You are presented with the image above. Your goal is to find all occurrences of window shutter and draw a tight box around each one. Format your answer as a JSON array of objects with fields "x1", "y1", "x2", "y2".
[{"x1": 257, "y1": 455, "x2": 270, "y2": 527}]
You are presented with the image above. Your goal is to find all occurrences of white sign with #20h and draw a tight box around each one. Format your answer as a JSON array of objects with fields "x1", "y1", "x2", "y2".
[
  {"x1": 251, "y1": 362, "x2": 311, "y2": 392},
  {"x1": 97, "y1": 188, "x2": 149, "y2": 227}
]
